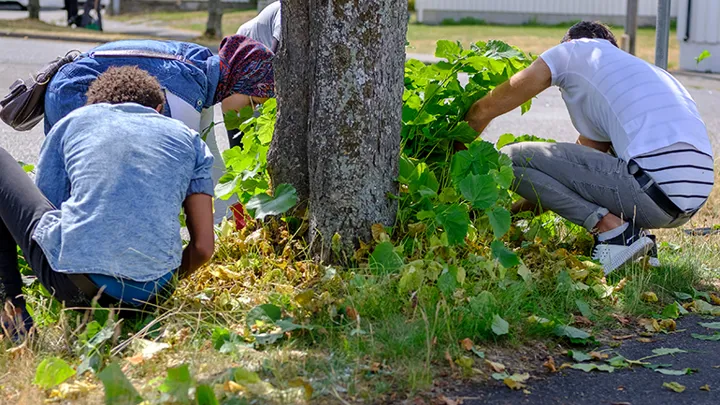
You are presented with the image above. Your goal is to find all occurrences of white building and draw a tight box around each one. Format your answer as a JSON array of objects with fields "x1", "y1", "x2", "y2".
[{"x1": 416, "y1": 0, "x2": 679, "y2": 26}]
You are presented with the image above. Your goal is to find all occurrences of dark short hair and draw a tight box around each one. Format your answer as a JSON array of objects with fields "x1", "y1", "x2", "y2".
[
  {"x1": 85, "y1": 66, "x2": 165, "y2": 109},
  {"x1": 562, "y1": 21, "x2": 618, "y2": 48}
]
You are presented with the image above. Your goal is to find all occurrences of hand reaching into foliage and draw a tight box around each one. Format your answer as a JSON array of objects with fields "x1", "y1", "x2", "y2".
[{"x1": 179, "y1": 193, "x2": 215, "y2": 278}]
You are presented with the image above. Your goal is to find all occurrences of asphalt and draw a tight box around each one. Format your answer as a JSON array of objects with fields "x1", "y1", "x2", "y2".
[{"x1": 449, "y1": 315, "x2": 720, "y2": 405}]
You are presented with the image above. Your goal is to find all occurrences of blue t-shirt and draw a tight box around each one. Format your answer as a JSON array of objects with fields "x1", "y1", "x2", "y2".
[{"x1": 32, "y1": 103, "x2": 214, "y2": 304}]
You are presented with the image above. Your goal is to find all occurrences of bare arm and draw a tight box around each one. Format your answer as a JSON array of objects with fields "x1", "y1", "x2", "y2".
[
  {"x1": 465, "y1": 57, "x2": 553, "y2": 134},
  {"x1": 576, "y1": 135, "x2": 612, "y2": 153},
  {"x1": 179, "y1": 193, "x2": 215, "y2": 279}
]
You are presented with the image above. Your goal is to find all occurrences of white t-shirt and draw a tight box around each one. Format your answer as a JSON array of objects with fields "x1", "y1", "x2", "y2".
[
  {"x1": 541, "y1": 38, "x2": 715, "y2": 210},
  {"x1": 237, "y1": 1, "x2": 282, "y2": 51}
]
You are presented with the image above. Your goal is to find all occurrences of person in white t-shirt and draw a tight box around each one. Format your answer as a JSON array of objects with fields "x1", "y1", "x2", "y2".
[
  {"x1": 237, "y1": 1, "x2": 282, "y2": 53},
  {"x1": 465, "y1": 21, "x2": 715, "y2": 274}
]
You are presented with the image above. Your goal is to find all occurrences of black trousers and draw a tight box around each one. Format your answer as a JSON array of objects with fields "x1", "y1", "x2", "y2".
[
  {"x1": 0, "y1": 147, "x2": 90, "y2": 307},
  {"x1": 64, "y1": 0, "x2": 78, "y2": 22}
]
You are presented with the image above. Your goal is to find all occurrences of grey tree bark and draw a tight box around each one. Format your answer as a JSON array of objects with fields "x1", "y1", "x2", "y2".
[
  {"x1": 268, "y1": 0, "x2": 408, "y2": 261},
  {"x1": 28, "y1": 0, "x2": 40, "y2": 20},
  {"x1": 205, "y1": 0, "x2": 223, "y2": 38}
]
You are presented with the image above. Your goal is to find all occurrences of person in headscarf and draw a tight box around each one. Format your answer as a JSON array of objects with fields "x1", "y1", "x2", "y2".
[{"x1": 43, "y1": 35, "x2": 275, "y2": 222}]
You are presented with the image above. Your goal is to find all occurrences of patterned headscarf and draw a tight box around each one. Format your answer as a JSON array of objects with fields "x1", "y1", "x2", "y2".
[{"x1": 214, "y1": 35, "x2": 275, "y2": 104}]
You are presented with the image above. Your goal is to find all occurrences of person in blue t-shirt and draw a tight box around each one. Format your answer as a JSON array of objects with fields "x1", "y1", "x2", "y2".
[{"x1": 0, "y1": 66, "x2": 215, "y2": 341}]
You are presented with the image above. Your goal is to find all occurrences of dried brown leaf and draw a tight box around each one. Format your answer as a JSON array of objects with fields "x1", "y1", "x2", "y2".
[
  {"x1": 612, "y1": 314, "x2": 631, "y2": 325},
  {"x1": 573, "y1": 316, "x2": 593, "y2": 326},
  {"x1": 345, "y1": 307, "x2": 359, "y2": 321},
  {"x1": 485, "y1": 360, "x2": 506, "y2": 373},
  {"x1": 637, "y1": 338, "x2": 654, "y2": 343},
  {"x1": 589, "y1": 351, "x2": 609, "y2": 360},
  {"x1": 543, "y1": 356, "x2": 557, "y2": 373},
  {"x1": 460, "y1": 338, "x2": 474, "y2": 351},
  {"x1": 659, "y1": 318, "x2": 677, "y2": 331},
  {"x1": 612, "y1": 334, "x2": 634, "y2": 340},
  {"x1": 371, "y1": 223, "x2": 388, "y2": 242}
]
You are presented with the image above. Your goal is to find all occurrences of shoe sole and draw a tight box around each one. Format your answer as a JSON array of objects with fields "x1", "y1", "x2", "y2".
[{"x1": 604, "y1": 236, "x2": 655, "y2": 275}]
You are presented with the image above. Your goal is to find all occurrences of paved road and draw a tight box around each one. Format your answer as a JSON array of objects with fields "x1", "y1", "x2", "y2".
[
  {"x1": 3, "y1": 37, "x2": 720, "y2": 166},
  {"x1": 453, "y1": 315, "x2": 720, "y2": 405}
]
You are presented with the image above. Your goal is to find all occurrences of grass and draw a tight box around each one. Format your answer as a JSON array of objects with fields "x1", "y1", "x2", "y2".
[
  {"x1": 2, "y1": 171, "x2": 718, "y2": 404},
  {"x1": 105, "y1": 11, "x2": 680, "y2": 68}
]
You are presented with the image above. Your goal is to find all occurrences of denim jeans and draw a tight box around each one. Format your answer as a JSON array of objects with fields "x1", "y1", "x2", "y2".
[
  {"x1": 502, "y1": 142, "x2": 684, "y2": 231},
  {"x1": 0, "y1": 147, "x2": 90, "y2": 308}
]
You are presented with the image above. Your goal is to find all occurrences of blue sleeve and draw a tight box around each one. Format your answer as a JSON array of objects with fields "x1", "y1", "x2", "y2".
[
  {"x1": 36, "y1": 122, "x2": 71, "y2": 208},
  {"x1": 187, "y1": 133, "x2": 215, "y2": 197}
]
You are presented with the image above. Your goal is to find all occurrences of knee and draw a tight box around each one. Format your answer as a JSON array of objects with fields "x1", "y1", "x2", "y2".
[{"x1": 500, "y1": 143, "x2": 529, "y2": 167}]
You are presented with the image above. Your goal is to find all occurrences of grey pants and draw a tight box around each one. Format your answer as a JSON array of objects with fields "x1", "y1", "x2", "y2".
[{"x1": 502, "y1": 142, "x2": 686, "y2": 231}]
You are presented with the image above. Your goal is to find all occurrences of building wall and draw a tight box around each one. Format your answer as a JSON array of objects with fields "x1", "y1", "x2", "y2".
[
  {"x1": 677, "y1": 0, "x2": 720, "y2": 72},
  {"x1": 417, "y1": 0, "x2": 679, "y2": 26}
]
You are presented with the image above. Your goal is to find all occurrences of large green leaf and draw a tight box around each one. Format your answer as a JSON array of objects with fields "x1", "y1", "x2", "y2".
[
  {"x1": 245, "y1": 304, "x2": 282, "y2": 328},
  {"x1": 553, "y1": 325, "x2": 591, "y2": 341},
  {"x1": 459, "y1": 174, "x2": 497, "y2": 210},
  {"x1": 245, "y1": 183, "x2": 298, "y2": 221},
  {"x1": 369, "y1": 241, "x2": 404, "y2": 274},
  {"x1": 196, "y1": 385, "x2": 219, "y2": 405},
  {"x1": 491, "y1": 314, "x2": 509, "y2": 336},
  {"x1": 34, "y1": 357, "x2": 76, "y2": 390},
  {"x1": 434, "y1": 204, "x2": 470, "y2": 246},
  {"x1": 158, "y1": 364, "x2": 193, "y2": 404},
  {"x1": 435, "y1": 40, "x2": 463, "y2": 62},
  {"x1": 490, "y1": 240, "x2": 519, "y2": 268},
  {"x1": 447, "y1": 122, "x2": 479, "y2": 144},
  {"x1": 97, "y1": 362, "x2": 143, "y2": 405},
  {"x1": 487, "y1": 207, "x2": 511, "y2": 239},
  {"x1": 450, "y1": 140, "x2": 499, "y2": 185}
]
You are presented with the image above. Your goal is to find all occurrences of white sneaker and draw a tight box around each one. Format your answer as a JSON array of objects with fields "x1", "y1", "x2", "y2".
[{"x1": 592, "y1": 235, "x2": 655, "y2": 275}]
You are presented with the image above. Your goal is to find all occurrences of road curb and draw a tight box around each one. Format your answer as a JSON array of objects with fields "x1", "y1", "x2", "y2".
[{"x1": 1, "y1": 30, "x2": 111, "y2": 44}]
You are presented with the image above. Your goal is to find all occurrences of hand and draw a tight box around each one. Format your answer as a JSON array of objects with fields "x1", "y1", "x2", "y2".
[{"x1": 179, "y1": 193, "x2": 214, "y2": 279}]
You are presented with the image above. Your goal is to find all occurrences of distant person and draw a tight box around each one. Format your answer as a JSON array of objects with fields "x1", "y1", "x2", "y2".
[
  {"x1": 1, "y1": 67, "x2": 215, "y2": 340},
  {"x1": 43, "y1": 36, "x2": 275, "y2": 222},
  {"x1": 64, "y1": 0, "x2": 79, "y2": 26},
  {"x1": 237, "y1": 1, "x2": 282, "y2": 53},
  {"x1": 464, "y1": 21, "x2": 714, "y2": 274}
]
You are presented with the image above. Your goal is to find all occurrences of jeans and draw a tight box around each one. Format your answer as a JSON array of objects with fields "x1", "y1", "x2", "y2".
[
  {"x1": 0, "y1": 147, "x2": 90, "y2": 308},
  {"x1": 502, "y1": 142, "x2": 684, "y2": 231}
]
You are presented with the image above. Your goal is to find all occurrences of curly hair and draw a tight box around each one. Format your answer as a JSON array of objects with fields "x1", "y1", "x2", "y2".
[
  {"x1": 85, "y1": 66, "x2": 165, "y2": 109},
  {"x1": 562, "y1": 21, "x2": 618, "y2": 48}
]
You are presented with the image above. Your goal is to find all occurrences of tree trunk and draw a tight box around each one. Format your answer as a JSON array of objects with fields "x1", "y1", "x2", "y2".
[
  {"x1": 28, "y1": 0, "x2": 40, "y2": 20},
  {"x1": 205, "y1": 0, "x2": 223, "y2": 38},
  {"x1": 268, "y1": 0, "x2": 408, "y2": 261}
]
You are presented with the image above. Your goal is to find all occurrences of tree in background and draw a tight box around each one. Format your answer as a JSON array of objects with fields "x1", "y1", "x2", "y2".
[
  {"x1": 267, "y1": 0, "x2": 409, "y2": 260},
  {"x1": 205, "y1": 0, "x2": 223, "y2": 38},
  {"x1": 28, "y1": 0, "x2": 40, "y2": 19}
]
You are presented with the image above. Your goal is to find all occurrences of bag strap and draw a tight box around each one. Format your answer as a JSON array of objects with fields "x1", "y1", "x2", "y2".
[{"x1": 89, "y1": 49, "x2": 195, "y2": 66}]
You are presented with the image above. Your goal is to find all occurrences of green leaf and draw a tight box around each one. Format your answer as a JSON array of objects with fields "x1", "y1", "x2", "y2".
[
  {"x1": 369, "y1": 241, "x2": 404, "y2": 274},
  {"x1": 450, "y1": 141, "x2": 498, "y2": 185},
  {"x1": 435, "y1": 40, "x2": 462, "y2": 61},
  {"x1": 575, "y1": 299, "x2": 592, "y2": 318},
  {"x1": 695, "y1": 50, "x2": 712, "y2": 64},
  {"x1": 607, "y1": 356, "x2": 630, "y2": 368},
  {"x1": 434, "y1": 204, "x2": 469, "y2": 246},
  {"x1": 459, "y1": 174, "x2": 497, "y2": 210},
  {"x1": 674, "y1": 291, "x2": 693, "y2": 300},
  {"x1": 568, "y1": 350, "x2": 592, "y2": 362},
  {"x1": 97, "y1": 362, "x2": 143, "y2": 405},
  {"x1": 491, "y1": 314, "x2": 509, "y2": 336},
  {"x1": 245, "y1": 183, "x2": 298, "y2": 221},
  {"x1": 491, "y1": 165, "x2": 514, "y2": 190},
  {"x1": 487, "y1": 207, "x2": 511, "y2": 239},
  {"x1": 447, "y1": 122, "x2": 479, "y2": 144},
  {"x1": 661, "y1": 302, "x2": 681, "y2": 319},
  {"x1": 233, "y1": 367, "x2": 262, "y2": 385},
  {"x1": 491, "y1": 240, "x2": 520, "y2": 268},
  {"x1": 34, "y1": 357, "x2": 76, "y2": 390},
  {"x1": 663, "y1": 381, "x2": 686, "y2": 393},
  {"x1": 196, "y1": 385, "x2": 219, "y2": 405},
  {"x1": 438, "y1": 270, "x2": 458, "y2": 296},
  {"x1": 399, "y1": 264, "x2": 425, "y2": 293},
  {"x1": 553, "y1": 325, "x2": 591, "y2": 341},
  {"x1": 699, "y1": 322, "x2": 720, "y2": 329},
  {"x1": 652, "y1": 348, "x2": 687, "y2": 356},
  {"x1": 159, "y1": 364, "x2": 193, "y2": 404},
  {"x1": 496, "y1": 134, "x2": 516, "y2": 149},
  {"x1": 245, "y1": 304, "x2": 282, "y2": 328},
  {"x1": 655, "y1": 368, "x2": 695, "y2": 376},
  {"x1": 484, "y1": 40, "x2": 524, "y2": 60},
  {"x1": 691, "y1": 333, "x2": 720, "y2": 341}
]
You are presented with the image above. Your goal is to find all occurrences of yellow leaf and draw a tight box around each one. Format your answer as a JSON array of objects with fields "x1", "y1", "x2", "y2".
[
  {"x1": 224, "y1": 380, "x2": 244, "y2": 393},
  {"x1": 710, "y1": 294, "x2": 720, "y2": 306},
  {"x1": 485, "y1": 360, "x2": 506, "y2": 373},
  {"x1": 371, "y1": 223, "x2": 389, "y2": 242},
  {"x1": 288, "y1": 377, "x2": 314, "y2": 401},
  {"x1": 700, "y1": 384, "x2": 711, "y2": 391},
  {"x1": 659, "y1": 318, "x2": 677, "y2": 331},
  {"x1": 638, "y1": 318, "x2": 661, "y2": 333},
  {"x1": 663, "y1": 382, "x2": 686, "y2": 393},
  {"x1": 503, "y1": 378, "x2": 526, "y2": 390},
  {"x1": 294, "y1": 290, "x2": 314, "y2": 308},
  {"x1": 641, "y1": 292, "x2": 659, "y2": 303}
]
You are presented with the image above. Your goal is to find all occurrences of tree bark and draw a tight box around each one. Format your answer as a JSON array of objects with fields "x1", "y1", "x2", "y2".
[
  {"x1": 28, "y1": 0, "x2": 40, "y2": 20},
  {"x1": 269, "y1": 0, "x2": 408, "y2": 261},
  {"x1": 205, "y1": 0, "x2": 223, "y2": 38}
]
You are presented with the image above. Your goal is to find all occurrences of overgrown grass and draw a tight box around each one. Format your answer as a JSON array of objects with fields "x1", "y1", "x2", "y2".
[{"x1": 2, "y1": 191, "x2": 719, "y2": 403}]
